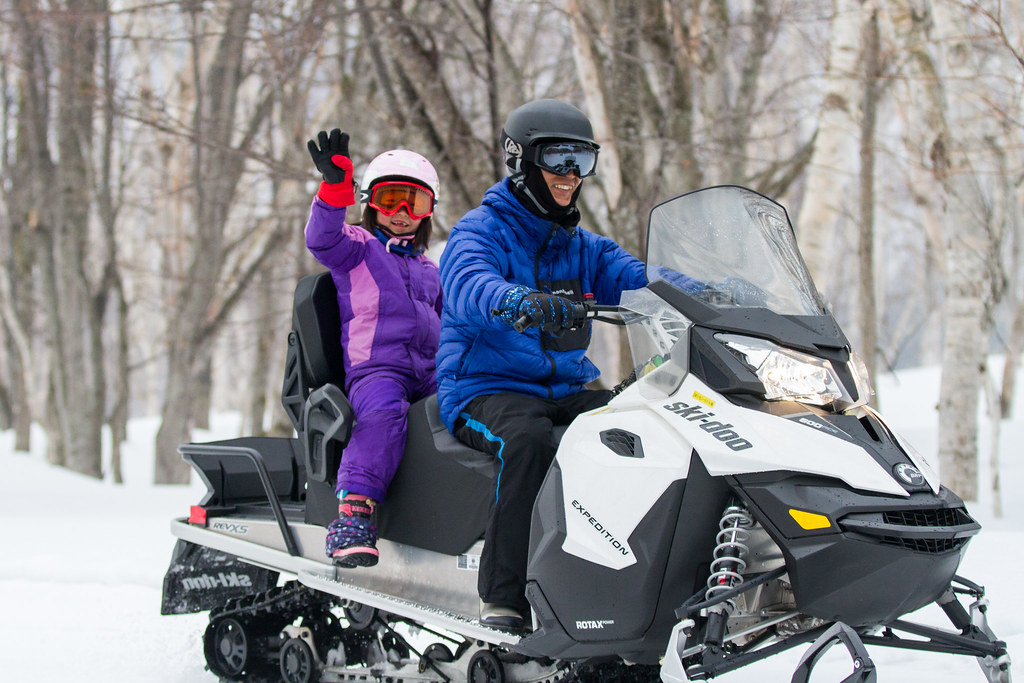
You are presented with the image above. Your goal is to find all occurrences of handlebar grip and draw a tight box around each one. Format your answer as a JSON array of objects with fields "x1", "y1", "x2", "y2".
[
  {"x1": 514, "y1": 304, "x2": 589, "y2": 333},
  {"x1": 571, "y1": 302, "x2": 588, "y2": 328}
]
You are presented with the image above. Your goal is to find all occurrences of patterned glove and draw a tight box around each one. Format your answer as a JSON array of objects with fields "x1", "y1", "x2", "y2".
[
  {"x1": 495, "y1": 286, "x2": 531, "y2": 327},
  {"x1": 520, "y1": 292, "x2": 576, "y2": 334},
  {"x1": 495, "y1": 286, "x2": 581, "y2": 334},
  {"x1": 307, "y1": 129, "x2": 355, "y2": 207}
]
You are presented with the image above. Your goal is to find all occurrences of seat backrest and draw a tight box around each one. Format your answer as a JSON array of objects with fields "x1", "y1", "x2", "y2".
[
  {"x1": 282, "y1": 272, "x2": 346, "y2": 431},
  {"x1": 292, "y1": 271, "x2": 345, "y2": 389}
]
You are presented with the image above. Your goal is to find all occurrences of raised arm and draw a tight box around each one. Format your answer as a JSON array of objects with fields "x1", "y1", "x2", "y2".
[{"x1": 304, "y1": 129, "x2": 370, "y2": 271}]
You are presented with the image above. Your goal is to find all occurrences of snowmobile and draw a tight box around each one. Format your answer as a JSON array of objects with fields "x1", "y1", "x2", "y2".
[{"x1": 162, "y1": 185, "x2": 1012, "y2": 683}]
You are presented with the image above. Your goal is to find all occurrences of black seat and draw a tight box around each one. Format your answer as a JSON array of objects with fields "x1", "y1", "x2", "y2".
[
  {"x1": 377, "y1": 394, "x2": 499, "y2": 553},
  {"x1": 284, "y1": 272, "x2": 498, "y2": 555}
]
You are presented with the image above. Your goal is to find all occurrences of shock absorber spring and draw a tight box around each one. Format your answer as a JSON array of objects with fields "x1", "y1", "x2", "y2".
[{"x1": 705, "y1": 504, "x2": 754, "y2": 609}]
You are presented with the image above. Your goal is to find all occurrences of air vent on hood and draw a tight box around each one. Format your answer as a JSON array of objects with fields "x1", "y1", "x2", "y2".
[{"x1": 600, "y1": 429, "x2": 644, "y2": 459}]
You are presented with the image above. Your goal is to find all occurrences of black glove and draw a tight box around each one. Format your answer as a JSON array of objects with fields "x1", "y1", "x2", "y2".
[
  {"x1": 307, "y1": 129, "x2": 355, "y2": 206},
  {"x1": 518, "y1": 292, "x2": 576, "y2": 334},
  {"x1": 307, "y1": 129, "x2": 351, "y2": 183}
]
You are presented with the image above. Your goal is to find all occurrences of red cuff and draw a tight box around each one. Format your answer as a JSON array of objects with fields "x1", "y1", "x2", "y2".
[{"x1": 317, "y1": 180, "x2": 355, "y2": 207}]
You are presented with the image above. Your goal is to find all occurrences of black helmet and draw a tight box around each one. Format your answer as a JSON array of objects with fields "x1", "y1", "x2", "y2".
[{"x1": 500, "y1": 99, "x2": 599, "y2": 177}]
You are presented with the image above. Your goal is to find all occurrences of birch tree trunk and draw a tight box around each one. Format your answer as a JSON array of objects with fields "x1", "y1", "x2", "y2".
[
  {"x1": 983, "y1": 370, "x2": 1004, "y2": 517},
  {"x1": 0, "y1": 159, "x2": 35, "y2": 450},
  {"x1": 0, "y1": 22, "x2": 30, "y2": 443},
  {"x1": 887, "y1": 1, "x2": 1008, "y2": 500},
  {"x1": 191, "y1": 352, "x2": 212, "y2": 431},
  {"x1": 564, "y1": 0, "x2": 656, "y2": 381},
  {"x1": 931, "y1": 2, "x2": 1012, "y2": 502},
  {"x1": 796, "y1": 0, "x2": 865, "y2": 297},
  {"x1": 354, "y1": 0, "x2": 499, "y2": 217},
  {"x1": 247, "y1": 266, "x2": 276, "y2": 436},
  {"x1": 607, "y1": 0, "x2": 653, "y2": 380},
  {"x1": 153, "y1": 1, "x2": 327, "y2": 483},
  {"x1": 937, "y1": 253, "x2": 991, "y2": 502},
  {"x1": 11, "y1": 1, "x2": 107, "y2": 477},
  {"x1": 857, "y1": 4, "x2": 881, "y2": 393},
  {"x1": 155, "y1": 2, "x2": 258, "y2": 484},
  {"x1": 991, "y1": 142, "x2": 1024, "y2": 419},
  {"x1": 3, "y1": 3, "x2": 53, "y2": 454},
  {"x1": 563, "y1": 0, "x2": 805, "y2": 383},
  {"x1": 999, "y1": 301, "x2": 1024, "y2": 417},
  {"x1": 96, "y1": 6, "x2": 129, "y2": 482}
]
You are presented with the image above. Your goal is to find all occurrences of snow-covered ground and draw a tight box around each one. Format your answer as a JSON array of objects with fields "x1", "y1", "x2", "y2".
[{"x1": 1, "y1": 366, "x2": 1021, "y2": 682}]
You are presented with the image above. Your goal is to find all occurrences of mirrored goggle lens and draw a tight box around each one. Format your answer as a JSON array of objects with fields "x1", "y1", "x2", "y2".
[
  {"x1": 537, "y1": 143, "x2": 598, "y2": 177},
  {"x1": 369, "y1": 182, "x2": 434, "y2": 218}
]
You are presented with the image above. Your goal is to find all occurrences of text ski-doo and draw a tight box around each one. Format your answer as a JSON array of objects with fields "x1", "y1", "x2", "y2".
[{"x1": 163, "y1": 185, "x2": 1011, "y2": 682}]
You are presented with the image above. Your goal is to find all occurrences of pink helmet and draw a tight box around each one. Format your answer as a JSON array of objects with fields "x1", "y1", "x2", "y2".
[{"x1": 360, "y1": 150, "x2": 440, "y2": 203}]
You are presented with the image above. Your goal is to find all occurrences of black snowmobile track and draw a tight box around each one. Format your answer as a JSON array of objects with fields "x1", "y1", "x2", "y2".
[
  {"x1": 210, "y1": 580, "x2": 330, "y2": 625},
  {"x1": 202, "y1": 578, "x2": 661, "y2": 683}
]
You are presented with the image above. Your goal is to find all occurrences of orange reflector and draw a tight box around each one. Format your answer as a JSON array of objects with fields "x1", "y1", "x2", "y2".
[
  {"x1": 789, "y1": 509, "x2": 831, "y2": 530},
  {"x1": 188, "y1": 505, "x2": 207, "y2": 525}
]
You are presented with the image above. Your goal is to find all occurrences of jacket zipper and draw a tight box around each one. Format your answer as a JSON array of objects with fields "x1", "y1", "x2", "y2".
[{"x1": 535, "y1": 225, "x2": 558, "y2": 398}]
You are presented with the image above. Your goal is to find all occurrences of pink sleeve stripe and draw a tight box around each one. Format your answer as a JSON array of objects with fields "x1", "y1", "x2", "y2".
[{"x1": 346, "y1": 262, "x2": 379, "y2": 366}]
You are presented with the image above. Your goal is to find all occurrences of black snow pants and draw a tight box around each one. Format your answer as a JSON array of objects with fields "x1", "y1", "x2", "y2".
[{"x1": 453, "y1": 389, "x2": 613, "y2": 613}]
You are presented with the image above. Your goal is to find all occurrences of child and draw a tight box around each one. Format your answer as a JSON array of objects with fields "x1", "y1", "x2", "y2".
[{"x1": 304, "y1": 129, "x2": 442, "y2": 568}]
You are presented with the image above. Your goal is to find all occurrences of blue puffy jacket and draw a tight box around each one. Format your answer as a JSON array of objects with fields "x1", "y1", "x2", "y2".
[{"x1": 436, "y1": 179, "x2": 647, "y2": 432}]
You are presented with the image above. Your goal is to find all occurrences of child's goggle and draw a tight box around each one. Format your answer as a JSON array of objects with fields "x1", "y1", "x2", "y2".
[
  {"x1": 368, "y1": 181, "x2": 435, "y2": 220},
  {"x1": 533, "y1": 142, "x2": 599, "y2": 178}
]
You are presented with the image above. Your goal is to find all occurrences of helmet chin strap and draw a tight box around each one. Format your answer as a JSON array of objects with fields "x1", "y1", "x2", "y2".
[
  {"x1": 510, "y1": 157, "x2": 553, "y2": 217},
  {"x1": 376, "y1": 224, "x2": 414, "y2": 241},
  {"x1": 373, "y1": 226, "x2": 418, "y2": 255},
  {"x1": 510, "y1": 158, "x2": 582, "y2": 229},
  {"x1": 384, "y1": 236, "x2": 410, "y2": 253}
]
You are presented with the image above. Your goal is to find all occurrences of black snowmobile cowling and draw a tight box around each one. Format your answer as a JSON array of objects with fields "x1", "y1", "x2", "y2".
[{"x1": 163, "y1": 185, "x2": 1011, "y2": 683}]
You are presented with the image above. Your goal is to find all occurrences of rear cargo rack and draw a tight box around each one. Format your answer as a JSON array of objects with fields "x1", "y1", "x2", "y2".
[{"x1": 180, "y1": 442, "x2": 301, "y2": 556}]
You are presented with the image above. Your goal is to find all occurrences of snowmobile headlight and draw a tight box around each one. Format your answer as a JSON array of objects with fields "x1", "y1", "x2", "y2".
[
  {"x1": 847, "y1": 350, "x2": 874, "y2": 407},
  {"x1": 718, "y1": 334, "x2": 860, "y2": 408}
]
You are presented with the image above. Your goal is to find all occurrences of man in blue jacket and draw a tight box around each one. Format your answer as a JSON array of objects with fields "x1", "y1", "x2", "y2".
[{"x1": 437, "y1": 99, "x2": 647, "y2": 630}]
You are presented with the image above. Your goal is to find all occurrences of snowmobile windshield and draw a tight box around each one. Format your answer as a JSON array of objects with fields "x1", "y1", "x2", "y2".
[{"x1": 645, "y1": 186, "x2": 826, "y2": 316}]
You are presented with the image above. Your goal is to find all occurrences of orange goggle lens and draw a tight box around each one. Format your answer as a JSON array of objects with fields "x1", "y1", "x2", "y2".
[{"x1": 368, "y1": 182, "x2": 434, "y2": 219}]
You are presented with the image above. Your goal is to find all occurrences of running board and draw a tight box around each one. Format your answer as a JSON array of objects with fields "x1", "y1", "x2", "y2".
[
  {"x1": 171, "y1": 518, "x2": 521, "y2": 647},
  {"x1": 299, "y1": 568, "x2": 522, "y2": 647}
]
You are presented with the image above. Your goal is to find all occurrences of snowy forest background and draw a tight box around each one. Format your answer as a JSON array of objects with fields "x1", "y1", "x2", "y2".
[{"x1": 1, "y1": 0, "x2": 1023, "y2": 509}]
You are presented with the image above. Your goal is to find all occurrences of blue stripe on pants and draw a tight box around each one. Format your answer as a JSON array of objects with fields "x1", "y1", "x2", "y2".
[{"x1": 459, "y1": 411, "x2": 506, "y2": 504}]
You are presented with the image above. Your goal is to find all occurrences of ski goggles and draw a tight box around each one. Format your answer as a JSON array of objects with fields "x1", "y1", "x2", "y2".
[
  {"x1": 532, "y1": 142, "x2": 599, "y2": 178},
  {"x1": 367, "y1": 181, "x2": 435, "y2": 220}
]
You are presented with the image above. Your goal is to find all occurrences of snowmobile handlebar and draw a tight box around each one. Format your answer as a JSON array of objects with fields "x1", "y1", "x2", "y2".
[{"x1": 512, "y1": 300, "x2": 622, "y2": 333}]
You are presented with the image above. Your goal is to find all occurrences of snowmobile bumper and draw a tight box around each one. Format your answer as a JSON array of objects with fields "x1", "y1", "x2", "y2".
[{"x1": 734, "y1": 473, "x2": 981, "y2": 625}]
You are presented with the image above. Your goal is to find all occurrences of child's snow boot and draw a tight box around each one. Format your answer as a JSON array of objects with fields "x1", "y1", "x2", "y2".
[{"x1": 325, "y1": 494, "x2": 379, "y2": 568}]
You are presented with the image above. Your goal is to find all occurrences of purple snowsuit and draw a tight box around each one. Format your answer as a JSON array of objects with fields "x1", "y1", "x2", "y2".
[{"x1": 304, "y1": 197, "x2": 442, "y2": 502}]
